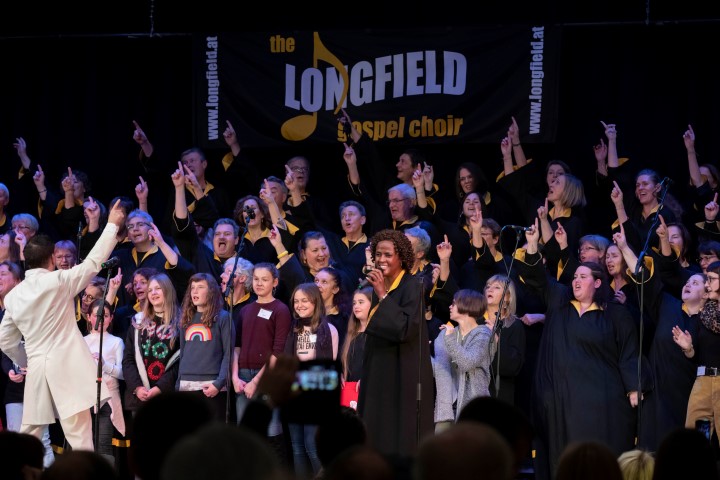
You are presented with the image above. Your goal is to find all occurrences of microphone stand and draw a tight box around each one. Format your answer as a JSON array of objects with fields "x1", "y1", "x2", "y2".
[
  {"x1": 94, "y1": 267, "x2": 114, "y2": 452},
  {"x1": 77, "y1": 221, "x2": 83, "y2": 263},
  {"x1": 416, "y1": 273, "x2": 425, "y2": 448},
  {"x1": 490, "y1": 226, "x2": 524, "y2": 398},
  {"x1": 632, "y1": 178, "x2": 670, "y2": 442},
  {"x1": 223, "y1": 222, "x2": 248, "y2": 424}
]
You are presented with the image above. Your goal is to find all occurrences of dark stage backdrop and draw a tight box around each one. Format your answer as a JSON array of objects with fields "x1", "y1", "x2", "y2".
[{"x1": 0, "y1": 22, "x2": 718, "y2": 228}]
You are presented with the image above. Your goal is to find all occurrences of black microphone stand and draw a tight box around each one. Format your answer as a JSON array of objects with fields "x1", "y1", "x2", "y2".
[
  {"x1": 93, "y1": 266, "x2": 114, "y2": 452},
  {"x1": 632, "y1": 178, "x2": 670, "y2": 441},
  {"x1": 416, "y1": 273, "x2": 425, "y2": 448},
  {"x1": 223, "y1": 222, "x2": 249, "y2": 424},
  {"x1": 77, "y1": 221, "x2": 83, "y2": 263},
  {"x1": 490, "y1": 226, "x2": 524, "y2": 398}
]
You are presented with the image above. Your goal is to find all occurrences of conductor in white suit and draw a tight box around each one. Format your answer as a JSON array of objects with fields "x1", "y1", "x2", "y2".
[{"x1": 0, "y1": 199, "x2": 125, "y2": 450}]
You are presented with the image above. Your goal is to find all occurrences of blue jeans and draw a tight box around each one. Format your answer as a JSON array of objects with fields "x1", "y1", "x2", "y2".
[
  {"x1": 236, "y1": 368, "x2": 282, "y2": 436},
  {"x1": 288, "y1": 423, "x2": 320, "y2": 479},
  {"x1": 6, "y1": 403, "x2": 55, "y2": 467}
]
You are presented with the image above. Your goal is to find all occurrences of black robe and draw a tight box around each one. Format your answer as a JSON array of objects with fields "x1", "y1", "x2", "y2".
[
  {"x1": 519, "y1": 253, "x2": 639, "y2": 480},
  {"x1": 358, "y1": 270, "x2": 434, "y2": 458},
  {"x1": 636, "y1": 271, "x2": 699, "y2": 451}
]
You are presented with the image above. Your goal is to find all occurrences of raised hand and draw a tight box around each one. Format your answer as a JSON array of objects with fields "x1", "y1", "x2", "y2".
[
  {"x1": 84, "y1": 196, "x2": 101, "y2": 225},
  {"x1": 500, "y1": 136, "x2": 512, "y2": 157},
  {"x1": 108, "y1": 198, "x2": 126, "y2": 228},
  {"x1": 613, "y1": 223, "x2": 628, "y2": 250},
  {"x1": 683, "y1": 124, "x2": 696, "y2": 151},
  {"x1": 109, "y1": 267, "x2": 123, "y2": 292},
  {"x1": 13, "y1": 137, "x2": 30, "y2": 169},
  {"x1": 411, "y1": 165, "x2": 424, "y2": 190},
  {"x1": 671, "y1": 325, "x2": 693, "y2": 352},
  {"x1": 610, "y1": 180, "x2": 624, "y2": 207},
  {"x1": 554, "y1": 221, "x2": 567, "y2": 250},
  {"x1": 705, "y1": 193, "x2": 719, "y2": 222},
  {"x1": 422, "y1": 162, "x2": 434, "y2": 190},
  {"x1": 436, "y1": 234, "x2": 452, "y2": 262},
  {"x1": 537, "y1": 198, "x2": 548, "y2": 221},
  {"x1": 507, "y1": 116, "x2": 520, "y2": 145},
  {"x1": 135, "y1": 176, "x2": 149, "y2": 203},
  {"x1": 525, "y1": 218, "x2": 540, "y2": 245},
  {"x1": 601, "y1": 121, "x2": 617, "y2": 141},
  {"x1": 284, "y1": 164, "x2": 297, "y2": 192},
  {"x1": 171, "y1": 161, "x2": 185, "y2": 188},
  {"x1": 132, "y1": 120, "x2": 149, "y2": 145},
  {"x1": 61, "y1": 167, "x2": 76, "y2": 193},
  {"x1": 656, "y1": 214, "x2": 668, "y2": 240},
  {"x1": 33, "y1": 164, "x2": 46, "y2": 190},
  {"x1": 147, "y1": 222, "x2": 164, "y2": 245},
  {"x1": 343, "y1": 143, "x2": 357, "y2": 167},
  {"x1": 223, "y1": 120, "x2": 238, "y2": 146},
  {"x1": 259, "y1": 178, "x2": 274, "y2": 206}
]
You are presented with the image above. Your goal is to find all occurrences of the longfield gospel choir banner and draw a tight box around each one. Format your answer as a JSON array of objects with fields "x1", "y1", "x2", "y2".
[{"x1": 193, "y1": 26, "x2": 560, "y2": 148}]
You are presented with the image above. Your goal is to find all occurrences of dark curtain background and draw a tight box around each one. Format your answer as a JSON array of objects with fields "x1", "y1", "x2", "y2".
[{"x1": 0, "y1": 22, "x2": 718, "y2": 225}]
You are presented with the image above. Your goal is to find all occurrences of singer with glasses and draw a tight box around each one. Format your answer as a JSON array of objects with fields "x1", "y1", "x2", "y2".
[
  {"x1": 613, "y1": 225, "x2": 705, "y2": 452},
  {"x1": 111, "y1": 209, "x2": 194, "y2": 307},
  {"x1": 671, "y1": 261, "x2": 720, "y2": 450},
  {"x1": 0, "y1": 199, "x2": 125, "y2": 453}
]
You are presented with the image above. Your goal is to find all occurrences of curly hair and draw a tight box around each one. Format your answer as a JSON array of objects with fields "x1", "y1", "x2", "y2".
[
  {"x1": 233, "y1": 195, "x2": 272, "y2": 230},
  {"x1": 370, "y1": 229, "x2": 415, "y2": 272}
]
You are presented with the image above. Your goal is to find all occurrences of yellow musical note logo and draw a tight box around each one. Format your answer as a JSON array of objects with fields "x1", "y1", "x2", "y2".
[{"x1": 281, "y1": 32, "x2": 349, "y2": 141}]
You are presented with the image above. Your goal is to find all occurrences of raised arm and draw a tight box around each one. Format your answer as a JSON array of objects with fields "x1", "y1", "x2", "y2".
[
  {"x1": 223, "y1": 120, "x2": 241, "y2": 157},
  {"x1": 602, "y1": 121, "x2": 619, "y2": 169},
  {"x1": 13, "y1": 137, "x2": 32, "y2": 171},
  {"x1": 501, "y1": 136, "x2": 514, "y2": 176},
  {"x1": 171, "y1": 162, "x2": 189, "y2": 221},
  {"x1": 148, "y1": 222, "x2": 178, "y2": 266},
  {"x1": 343, "y1": 143, "x2": 361, "y2": 186},
  {"x1": 259, "y1": 178, "x2": 286, "y2": 230},
  {"x1": 507, "y1": 116, "x2": 528, "y2": 167},
  {"x1": 684, "y1": 124, "x2": 703, "y2": 187},
  {"x1": 610, "y1": 180, "x2": 629, "y2": 226},
  {"x1": 613, "y1": 223, "x2": 638, "y2": 274},
  {"x1": 135, "y1": 176, "x2": 149, "y2": 213},
  {"x1": 132, "y1": 120, "x2": 154, "y2": 158}
]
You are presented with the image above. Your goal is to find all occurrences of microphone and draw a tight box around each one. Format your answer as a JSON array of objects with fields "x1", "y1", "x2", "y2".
[
  {"x1": 357, "y1": 277, "x2": 370, "y2": 290},
  {"x1": 101, "y1": 257, "x2": 120, "y2": 269},
  {"x1": 504, "y1": 225, "x2": 531, "y2": 232},
  {"x1": 661, "y1": 177, "x2": 673, "y2": 187},
  {"x1": 243, "y1": 205, "x2": 256, "y2": 220}
]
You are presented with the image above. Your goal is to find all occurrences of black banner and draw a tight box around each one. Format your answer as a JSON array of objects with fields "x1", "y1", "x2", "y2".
[{"x1": 193, "y1": 26, "x2": 560, "y2": 148}]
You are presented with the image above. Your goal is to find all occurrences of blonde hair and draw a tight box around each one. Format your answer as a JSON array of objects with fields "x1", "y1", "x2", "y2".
[{"x1": 617, "y1": 449, "x2": 654, "y2": 480}]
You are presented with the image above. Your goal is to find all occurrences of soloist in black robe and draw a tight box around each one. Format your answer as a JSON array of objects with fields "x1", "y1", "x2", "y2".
[{"x1": 358, "y1": 271, "x2": 434, "y2": 458}]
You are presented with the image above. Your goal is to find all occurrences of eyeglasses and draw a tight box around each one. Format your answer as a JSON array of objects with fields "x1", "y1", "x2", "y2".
[
  {"x1": 126, "y1": 222, "x2": 150, "y2": 230},
  {"x1": 707, "y1": 275, "x2": 720, "y2": 282},
  {"x1": 698, "y1": 255, "x2": 718, "y2": 264},
  {"x1": 386, "y1": 198, "x2": 408, "y2": 205},
  {"x1": 578, "y1": 246, "x2": 598, "y2": 254},
  {"x1": 289, "y1": 166, "x2": 309, "y2": 173},
  {"x1": 81, "y1": 292, "x2": 98, "y2": 303},
  {"x1": 13, "y1": 225, "x2": 31, "y2": 231}
]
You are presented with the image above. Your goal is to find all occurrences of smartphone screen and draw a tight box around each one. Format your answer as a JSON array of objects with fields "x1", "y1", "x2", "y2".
[{"x1": 281, "y1": 359, "x2": 341, "y2": 425}]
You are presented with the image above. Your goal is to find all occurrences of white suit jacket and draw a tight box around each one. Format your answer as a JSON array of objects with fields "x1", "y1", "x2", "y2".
[{"x1": 0, "y1": 223, "x2": 118, "y2": 424}]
